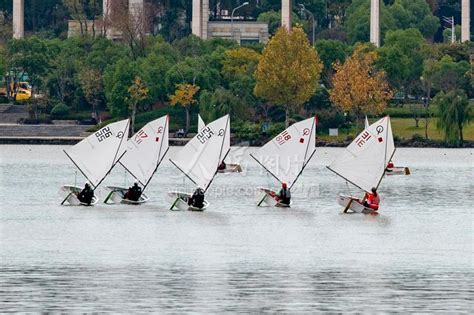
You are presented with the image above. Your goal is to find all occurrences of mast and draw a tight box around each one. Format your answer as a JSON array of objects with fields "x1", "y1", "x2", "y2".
[{"x1": 290, "y1": 116, "x2": 316, "y2": 189}]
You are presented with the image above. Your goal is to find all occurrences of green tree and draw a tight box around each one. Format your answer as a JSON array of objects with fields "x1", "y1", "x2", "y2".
[
  {"x1": 345, "y1": 0, "x2": 395, "y2": 43},
  {"x1": 423, "y1": 55, "x2": 470, "y2": 93},
  {"x1": 434, "y1": 90, "x2": 472, "y2": 146},
  {"x1": 254, "y1": 26, "x2": 323, "y2": 127},
  {"x1": 377, "y1": 28, "x2": 426, "y2": 97},
  {"x1": 388, "y1": 0, "x2": 439, "y2": 39},
  {"x1": 78, "y1": 67, "x2": 103, "y2": 118},
  {"x1": 6, "y1": 37, "x2": 51, "y2": 101},
  {"x1": 104, "y1": 57, "x2": 137, "y2": 117},
  {"x1": 165, "y1": 56, "x2": 220, "y2": 94},
  {"x1": 314, "y1": 39, "x2": 351, "y2": 86},
  {"x1": 345, "y1": 0, "x2": 439, "y2": 43}
]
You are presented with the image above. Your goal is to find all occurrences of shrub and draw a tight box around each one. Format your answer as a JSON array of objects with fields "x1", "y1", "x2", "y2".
[{"x1": 50, "y1": 103, "x2": 70, "y2": 117}]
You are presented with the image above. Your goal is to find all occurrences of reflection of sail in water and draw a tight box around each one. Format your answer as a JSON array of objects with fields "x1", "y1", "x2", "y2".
[{"x1": 250, "y1": 117, "x2": 317, "y2": 189}]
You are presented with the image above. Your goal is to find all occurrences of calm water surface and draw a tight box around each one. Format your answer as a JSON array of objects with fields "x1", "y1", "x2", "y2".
[{"x1": 0, "y1": 145, "x2": 472, "y2": 312}]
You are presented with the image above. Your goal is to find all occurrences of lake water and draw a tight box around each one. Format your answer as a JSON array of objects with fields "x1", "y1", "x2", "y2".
[{"x1": 0, "y1": 145, "x2": 472, "y2": 312}]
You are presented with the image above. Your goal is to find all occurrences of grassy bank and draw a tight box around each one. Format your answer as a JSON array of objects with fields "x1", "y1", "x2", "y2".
[{"x1": 318, "y1": 117, "x2": 474, "y2": 142}]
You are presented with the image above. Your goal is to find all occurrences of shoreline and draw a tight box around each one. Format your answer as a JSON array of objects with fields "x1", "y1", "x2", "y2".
[{"x1": 1, "y1": 136, "x2": 472, "y2": 148}]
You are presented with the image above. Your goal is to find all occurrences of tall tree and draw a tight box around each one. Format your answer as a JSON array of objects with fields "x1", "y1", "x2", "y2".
[
  {"x1": 169, "y1": 83, "x2": 200, "y2": 133},
  {"x1": 330, "y1": 45, "x2": 393, "y2": 121},
  {"x1": 254, "y1": 26, "x2": 322, "y2": 127},
  {"x1": 127, "y1": 76, "x2": 149, "y2": 135},
  {"x1": 434, "y1": 89, "x2": 471, "y2": 146},
  {"x1": 377, "y1": 28, "x2": 426, "y2": 98}
]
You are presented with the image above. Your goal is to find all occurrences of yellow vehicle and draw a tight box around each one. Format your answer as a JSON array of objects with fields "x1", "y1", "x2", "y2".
[{"x1": 11, "y1": 82, "x2": 32, "y2": 101}]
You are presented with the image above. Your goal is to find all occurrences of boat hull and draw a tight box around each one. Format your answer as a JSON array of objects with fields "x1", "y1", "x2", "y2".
[
  {"x1": 218, "y1": 163, "x2": 242, "y2": 173},
  {"x1": 59, "y1": 185, "x2": 98, "y2": 206},
  {"x1": 103, "y1": 186, "x2": 149, "y2": 205},
  {"x1": 386, "y1": 166, "x2": 410, "y2": 176},
  {"x1": 257, "y1": 187, "x2": 291, "y2": 208},
  {"x1": 337, "y1": 195, "x2": 377, "y2": 214},
  {"x1": 167, "y1": 191, "x2": 209, "y2": 211}
]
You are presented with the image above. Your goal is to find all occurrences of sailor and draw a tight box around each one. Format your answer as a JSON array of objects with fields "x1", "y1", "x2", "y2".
[
  {"x1": 188, "y1": 188, "x2": 205, "y2": 209},
  {"x1": 363, "y1": 187, "x2": 380, "y2": 211},
  {"x1": 77, "y1": 183, "x2": 94, "y2": 205},
  {"x1": 278, "y1": 182, "x2": 291, "y2": 206},
  {"x1": 125, "y1": 182, "x2": 142, "y2": 201},
  {"x1": 218, "y1": 160, "x2": 226, "y2": 171}
]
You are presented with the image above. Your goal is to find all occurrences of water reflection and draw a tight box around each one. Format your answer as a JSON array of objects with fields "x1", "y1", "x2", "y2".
[{"x1": 1, "y1": 265, "x2": 472, "y2": 312}]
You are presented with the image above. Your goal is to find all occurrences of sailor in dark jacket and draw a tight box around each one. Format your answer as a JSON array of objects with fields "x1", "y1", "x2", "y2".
[
  {"x1": 78, "y1": 183, "x2": 94, "y2": 205},
  {"x1": 278, "y1": 182, "x2": 291, "y2": 205},
  {"x1": 188, "y1": 188, "x2": 205, "y2": 209}
]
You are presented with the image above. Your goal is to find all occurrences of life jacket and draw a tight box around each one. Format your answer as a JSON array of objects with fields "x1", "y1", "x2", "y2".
[{"x1": 367, "y1": 193, "x2": 380, "y2": 210}]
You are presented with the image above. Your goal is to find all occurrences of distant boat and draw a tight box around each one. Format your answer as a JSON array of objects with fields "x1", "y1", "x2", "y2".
[
  {"x1": 366, "y1": 115, "x2": 410, "y2": 176},
  {"x1": 167, "y1": 114, "x2": 230, "y2": 211},
  {"x1": 251, "y1": 117, "x2": 317, "y2": 207},
  {"x1": 198, "y1": 113, "x2": 242, "y2": 173},
  {"x1": 327, "y1": 116, "x2": 395, "y2": 213},
  {"x1": 103, "y1": 115, "x2": 169, "y2": 205},
  {"x1": 60, "y1": 119, "x2": 130, "y2": 206}
]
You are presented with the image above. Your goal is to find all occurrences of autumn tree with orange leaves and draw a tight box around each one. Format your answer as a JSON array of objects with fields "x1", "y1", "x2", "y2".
[
  {"x1": 254, "y1": 26, "x2": 322, "y2": 127},
  {"x1": 330, "y1": 45, "x2": 393, "y2": 123},
  {"x1": 169, "y1": 83, "x2": 200, "y2": 133}
]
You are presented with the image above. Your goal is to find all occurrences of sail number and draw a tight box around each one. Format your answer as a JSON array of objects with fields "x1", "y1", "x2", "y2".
[
  {"x1": 95, "y1": 127, "x2": 113, "y2": 142},
  {"x1": 355, "y1": 131, "x2": 372, "y2": 147},
  {"x1": 197, "y1": 126, "x2": 214, "y2": 144},
  {"x1": 134, "y1": 130, "x2": 148, "y2": 144},
  {"x1": 276, "y1": 130, "x2": 291, "y2": 145}
]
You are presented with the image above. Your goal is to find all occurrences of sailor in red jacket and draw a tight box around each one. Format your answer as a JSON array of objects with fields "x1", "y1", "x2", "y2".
[{"x1": 363, "y1": 187, "x2": 380, "y2": 211}]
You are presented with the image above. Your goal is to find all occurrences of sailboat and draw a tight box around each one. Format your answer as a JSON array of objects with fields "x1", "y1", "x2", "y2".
[
  {"x1": 60, "y1": 119, "x2": 130, "y2": 206},
  {"x1": 327, "y1": 115, "x2": 395, "y2": 213},
  {"x1": 365, "y1": 115, "x2": 410, "y2": 176},
  {"x1": 167, "y1": 114, "x2": 230, "y2": 211},
  {"x1": 103, "y1": 115, "x2": 169, "y2": 204},
  {"x1": 198, "y1": 114, "x2": 242, "y2": 173},
  {"x1": 250, "y1": 117, "x2": 317, "y2": 207}
]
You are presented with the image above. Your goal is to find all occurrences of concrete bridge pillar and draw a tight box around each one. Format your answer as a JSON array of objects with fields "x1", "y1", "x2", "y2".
[
  {"x1": 192, "y1": 0, "x2": 209, "y2": 39},
  {"x1": 370, "y1": 0, "x2": 380, "y2": 47},
  {"x1": 13, "y1": 0, "x2": 24, "y2": 39},
  {"x1": 281, "y1": 0, "x2": 292, "y2": 30},
  {"x1": 461, "y1": 0, "x2": 470, "y2": 42}
]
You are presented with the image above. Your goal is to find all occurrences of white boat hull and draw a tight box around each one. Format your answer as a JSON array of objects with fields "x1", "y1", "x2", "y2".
[
  {"x1": 103, "y1": 186, "x2": 149, "y2": 205},
  {"x1": 386, "y1": 166, "x2": 410, "y2": 176},
  {"x1": 167, "y1": 191, "x2": 210, "y2": 211},
  {"x1": 218, "y1": 163, "x2": 242, "y2": 173},
  {"x1": 257, "y1": 187, "x2": 291, "y2": 208},
  {"x1": 337, "y1": 195, "x2": 377, "y2": 214},
  {"x1": 59, "y1": 185, "x2": 98, "y2": 206}
]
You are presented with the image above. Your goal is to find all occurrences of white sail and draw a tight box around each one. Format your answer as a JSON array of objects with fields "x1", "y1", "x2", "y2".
[
  {"x1": 251, "y1": 117, "x2": 317, "y2": 188},
  {"x1": 119, "y1": 115, "x2": 169, "y2": 188},
  {"x1": 198, "y1": 114, "x2": 205, "y2": 131},
  {"x1": 364, "y1": 116, "x2": 369, "y2": 129},
  {"x1": 327, "y1": 116, "x2": 395, "y2": 193},
  {"x1": 170, "y1": 115, "x2": 230, "y2": 191},
  {"x1": 64, "y1": 119, "x2": 129, "y2": 188}
]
